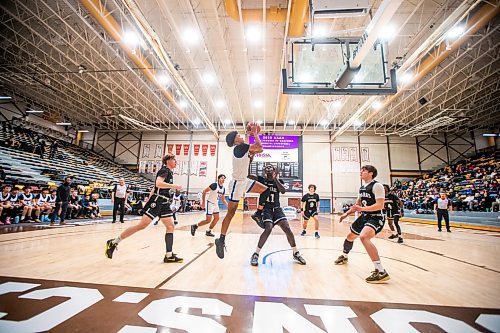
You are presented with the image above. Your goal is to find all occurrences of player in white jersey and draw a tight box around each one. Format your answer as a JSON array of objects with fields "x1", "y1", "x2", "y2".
[
  {"x1": 191, "y1": 174, "x2": 228, "y2": 237},
  {"x1": 170, "y1": 190, "x2": 183, "y2": 225},
  {"x1": 35, "y1": 188, "x2": 52, "y2": 223},
  {"x1": 215, "y1": 124, "x2": 268, "y2": 259}
]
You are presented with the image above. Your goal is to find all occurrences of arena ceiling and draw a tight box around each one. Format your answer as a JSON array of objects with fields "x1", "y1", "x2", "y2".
[{"x1": 0, "y1": 0, "x2": 499, "y2": 137}]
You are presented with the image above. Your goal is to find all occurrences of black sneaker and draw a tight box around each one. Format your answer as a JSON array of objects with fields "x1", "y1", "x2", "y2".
[
  {"x1": 334, "y1": 255, "x2": 348, "y2": 265},
  {"x1": 365, "y1": 269, "x2": 390, "y2": 283},
  {"x1": 438, "y1": 229, "x2": 442, "y2": 232},
  {"x1": 215, "y1": 238, "x2": 226, "y2": 259},
  {"x1": 447, "y1": 229, "x2": 451, "y2": 233},
  {"x1": 205, "y1": 230, "x2": 215, "y2": 237},
  {"x1": 397, "y1": 237, "x2": 404, "y2": 243},
  {"x1": 388, "y1": 234, "x2": 398, "y2": 239},
  {"x1": 112, "y1": 221, "x2": 116, "y2": 224},
  {"x1": 164, "y1": 254, "x2": 183, "y2": 263},
  {"x1": 293, "y1": 251, "x2": 306, "y2": 265},
  {"x1": 105, "y1": 239, "x2": 118, "y2": 259},
  {"x1": 174, "y1": 221, "x2": 178, "y2": 225},
  {"x1": 251, "y1": 213, "x2": 265, "y2": 229},
  {"x1": 190, "y1": 224, "x2": 198, "y2": 236},
  {"x1": 300, "y1": 230, "x2": 306, "y2": 236},
  {"x1": 315, "y1": 232, "x2": 320, "y2": 239},
  {"x1": 153, "y1": 220, "x2": 158, "y2": 225},
  {"x1": 250, "y1": 252, "x2": 259, "y2": 266}
]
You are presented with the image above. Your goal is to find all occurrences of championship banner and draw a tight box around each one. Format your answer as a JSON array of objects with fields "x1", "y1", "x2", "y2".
[
  {"x1": 210, "y1": 144, "x2": 216, "y2": 156},
  {"x1": 167, "y1": 144, "x2": 174, "y2": 154},
  {"x1": 194, "y1": 144, "x2": 200, "y2": 156},
  {"x1": 190, "y1": 161, "x2": 198, "y2": 176},
  {"x1": 142, "y1": 144, "x2": 150, "y2": 158},
  {"x1": 202, "y1": 144, "x2": 208, "y2": 156},
  {"x1": 175, "y1": 144, "x2": 182, "y2": 155},
  {"x1": 183, "y1": 144, "x2": 190, "y2": 156},
  {"x1": 199, "y1": 161, "x2": 207, "y2": 177},
  {"x1": 154, "y1": 144, "x2": 163, "y2": 158},
  {"x1": 249, "y1": 135, "x2": 299, "y2": 162}
]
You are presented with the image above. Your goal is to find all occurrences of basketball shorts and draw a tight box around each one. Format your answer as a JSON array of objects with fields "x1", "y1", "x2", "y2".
[
  {"x1": 262, "y1": 207, "x2": 287, "y2": 225},
  {"x1": 205, "y1": 200, "x2": 220, "y2": 215},
  {"x1": 143, "y1": 194, "x2": 173, "y2": 219},
  {"x1": 170, "y1": 204, "x2": 181, "y2": 212},
  {"x1": 227, "y1": 179, "x2": 257, "y2": 202},
  {"x1": 385, "y1": 210, "x2": 400, "y2": 219},
  {"x1": 351, "y1": 214, "x2": 385, "y2": 235},
  {"x1": 303, "y1": 209, "x2": 318, "y2": 220}
]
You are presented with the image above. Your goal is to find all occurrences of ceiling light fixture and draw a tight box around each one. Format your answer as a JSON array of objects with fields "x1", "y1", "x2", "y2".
[
  {"x1": 215, "y1": 100, "x2": 225, "y2": 108},
  {"x1": 56, "y1": 122, "x2": 72, "y2": 126},
  {"x1": 253, "y1": 100, "x2": 263, "y2": 108},
  {"x1": 245, "y1": 25, "x2": 261, "y2": 43},
  {"x1": 122, "y1": 31, "x2": 141, "y2": 47},
  {"x1": 26, "y1": 109, "x2": 44, "y2": 113},
  {"x1": 77, "y1": 130, "x2": 90, "y2": 133},
  {"x1": 0, "y1": 96, "x2": 12, "y2": 100},
  {"x1": 250, "y1": 73, "x2": 263, "y2": 85},
  {"x1": 157, "y1": 74, "x2": 170, "y2": 85},
  {"x1": 371, "y1": 101, "x2": 383, "y2": 110},
  {"x1": 447, "y1": 26, "x2": 465, "y2": 39}
]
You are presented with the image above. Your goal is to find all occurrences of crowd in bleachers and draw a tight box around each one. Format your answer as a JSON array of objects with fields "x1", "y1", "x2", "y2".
[{"x1": 394, "y1": 151, "x2": 500, "y2": 213}]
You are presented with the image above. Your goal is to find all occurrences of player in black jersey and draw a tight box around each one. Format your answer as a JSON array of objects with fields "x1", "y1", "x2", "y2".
[
  {"x1": 300, "y1": 184, "x2": 321, "y2": 238},
  {"x1": 334, "y1": 165, "x2": 390, "y2": 283},
  {"x1": 105, "y1": 153, "x2": 183, "y2": 263},
  {"x1": 248, "y1": 165, "x2": 306, "y2": 266},
  {"x1": 383, "y1": 184, "x2": 404, "y2": 243}
]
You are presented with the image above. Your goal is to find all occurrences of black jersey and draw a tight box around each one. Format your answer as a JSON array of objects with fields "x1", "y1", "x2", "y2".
[
  {"x1": 384, "y1": 193, "x2": 400, "y2": 216},
  {"x1": 155, "y1": 166, "x2": 174, "y2": 198},
  {"x1": 359, "y1": 180, "x2": 384, "y2": 215},
  {"x1": 257, "y1": 176, "x2": 284, "y2": 209},
  {"x1": 302, "y1": 193, "x2": 320, "y2": 211}
]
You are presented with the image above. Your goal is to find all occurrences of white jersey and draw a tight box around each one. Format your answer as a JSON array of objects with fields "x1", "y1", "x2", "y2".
[
  {"x1": 171, "y1": 193, "x2": 183, "y2": 209},
  {"x1": 0, "y1": 192, "x2": 10, "y2": 203},
  {"x1": 232, "y1": 143, "x2": 251, "y2": 181},
  {"x1": 21, "y1": 193, "x2": 34, "y2": 206},
  {"x1": 48, "y1": 195, "x2": 57, "y2": 204},
  {"x1": 37, "y1": 194, "x2": 50, "y2": 206},
  {"x1": 207, "y1": 183, "x2": 225, "y2": 204}
]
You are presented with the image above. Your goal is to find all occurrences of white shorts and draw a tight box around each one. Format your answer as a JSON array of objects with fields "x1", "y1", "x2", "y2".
[
  {"x1": 205, "y1": 200, "x2": 220, "y2": 215},
  {"x1": 227, "y1": 179, "x2": 256, "y2": 202},
  {"x1": 170, "y1": 204, "x2": 181, "y2": 212}
]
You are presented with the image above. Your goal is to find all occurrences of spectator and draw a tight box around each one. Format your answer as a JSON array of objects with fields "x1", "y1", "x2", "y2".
[
  {"x1": 51, "y1": 177, "x2": 72, "y2": 225},
  {"x1": 49, "y1": 140, "x2": 58, "y2": 159}
]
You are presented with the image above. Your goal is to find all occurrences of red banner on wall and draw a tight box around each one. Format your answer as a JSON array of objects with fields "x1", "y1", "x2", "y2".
[
  {"x1": 194, "y1": 144, "x2": 200, "y2": 156},
  {"x1": 202, "y1": 144, "x2": 208, "y2": 156},
  {"x1": 183, "y1": 144, "x2": 190, "y2": 156},
  {"x1": 175, "y1": 144, "x2": 182, "y2": 155},
  {"x1": 210, "y1": 144, "x2": 216, "y2": 156},
  {"x1": 167, "y1": 144, "x2": 174, "y2": 154}
]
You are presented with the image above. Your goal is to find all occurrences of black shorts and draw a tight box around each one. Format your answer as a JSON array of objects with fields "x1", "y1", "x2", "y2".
[
  {"x1": 262, "y1": 207, "x2": 287, "y2": 225},
  {"x1": 303, "y1": 210, "x2": 318, "y2": 220},
  {"x1": 385, "y1": 210, "x2": 400, "y2": 219},
  {"x1": 351, "y1": 214, "x2": 385, "y2": 235},
  {"x1": 142, "y1": 195, "x2": 173, "y2": 219}
]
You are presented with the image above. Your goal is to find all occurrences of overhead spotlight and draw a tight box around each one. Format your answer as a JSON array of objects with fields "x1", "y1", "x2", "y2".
[
  {"x1": 215, "y1": 100, "x2": 225, "y2": 108},
  {"x1": 288, "y1": 120, "x2": 295, "y2": 125},
  {"x1": 26, "y1": 109, "x2": 43, "y2": 113},
  {"x1": 192, "y1": 118, "x2": 201, "y2": 126},
  {"x1": 332, "y1": 100, "x2": 342, "y2": 108},
  {"x1": 312, "y1": 24, "x2": 328, "y2": 37},
  {"x1": 203, "y1": 73, "x2": 216, "y2": 85},
  {"x1": 292, "y1": 100, "x2": 303, "y2": 108},
  {"x1": 56, "y1": 122, "x2": 72, "y2": 126},
  {"x1": 379, "y1": 25, "x2": 397, "y2": 42},
  {"x1": 123, "y1": 31, "x2": 141, "y2": 47},
  {"x1": 319, "y1": 119, "x2": 328, "y2": 127},
  {"x1": 184, "y1": 28, "x2": 199, "y2": 45},
  {"x1": 179, "y1": 100, "x2": 188, "y2": 108},
  {"x1": 245, "y1": 25, "x2": 261, "y2": 43},
  {"x1": 77, "y1": 130, "x2": 90, "y2": 133},
  {"x1": 371, "y1": 101, "x2": 383, "y2": 110},
  {"x1": 78, "y1": 64, "x2": 87, "y2": 74},
  {"x1": 352, "y1": 119, "x2": 363, "y2": 128},
  {"x1": 0, "y1": 96, "x2": 12, "y2": 100},
  {"x1": 447, "y1": 26, "x2": 464, "y2": 39},
  {"x1": 399, "y1": 72, "x2": 413, "y2": 84},
  {"x1": 223, "y1": 118, "x2": 231, "y2": 125},
  {"x1": 253, "y1": 100, "x2": 263, "y2": 108},
  {"x1": 250, "y1": 73, "x2": 263, "y2": 85},
  {"x1": 256, "y1": 120, "x2": 263, "y2": 125},
  {"x1": 157, "y1": 74, "x2": 170, "y2": 85}
]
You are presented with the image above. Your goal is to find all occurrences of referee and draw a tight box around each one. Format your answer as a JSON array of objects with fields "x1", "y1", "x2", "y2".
[
  {"x1": 112, "y1": 178, "x2": 129, "y2": 223},
  {"x1": 434, "y1": 192, "x2": 451, "y2": 232}
]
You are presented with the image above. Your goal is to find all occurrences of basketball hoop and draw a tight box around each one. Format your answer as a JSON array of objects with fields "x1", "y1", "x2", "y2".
[{"x1": 317, "y1": 96, "x2": 344, "y2": 119}]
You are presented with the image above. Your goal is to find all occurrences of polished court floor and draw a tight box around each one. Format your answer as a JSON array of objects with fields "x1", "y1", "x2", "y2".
[{"x1": 0, "y1": 211, "x2": 499, "y2": 332}]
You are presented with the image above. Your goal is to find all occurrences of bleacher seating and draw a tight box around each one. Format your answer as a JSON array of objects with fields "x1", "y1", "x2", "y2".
[{"x1": 0, "y1": 121, "x2": 153, "y2": 191}]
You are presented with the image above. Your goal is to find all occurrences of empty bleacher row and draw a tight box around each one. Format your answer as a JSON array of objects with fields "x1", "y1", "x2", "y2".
[{"x1": 0, "y1": 121, "x2": 153, "y2": 191}]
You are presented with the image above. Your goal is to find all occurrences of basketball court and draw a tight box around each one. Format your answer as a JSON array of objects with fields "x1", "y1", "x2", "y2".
[{"x1": 0, "y1": 0, "x2": 499, "y2": 332}]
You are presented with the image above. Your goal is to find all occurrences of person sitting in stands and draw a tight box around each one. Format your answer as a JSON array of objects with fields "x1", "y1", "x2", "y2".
[{"x1": 80, "y1": 195, "x2": 92, "y2": 218}]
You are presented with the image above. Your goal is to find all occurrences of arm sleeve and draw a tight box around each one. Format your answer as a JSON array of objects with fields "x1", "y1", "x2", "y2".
[
  {"x1": 209, "y1": 183, "x2": 217, "y2": 191},
  {"x1": 373, "y1": 183, "x2": 385, "y2": 199},
  {"x1": 301, "y1": 194, "x2": 307, "y2": 202},
  {"x1": 233, "y1": 143, "x2": 250, "y2": 158}
]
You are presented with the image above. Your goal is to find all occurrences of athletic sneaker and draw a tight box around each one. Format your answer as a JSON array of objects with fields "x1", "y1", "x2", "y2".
[
  {"x1": 300, "y1": 230, "x2": 306, "y2": 236},
  {"x1": 250, "y1": 252, "x2": 259, "y2": 266},
  {"x1": 365, "y1": 269, "x2": 390, "y2": 283},
  {"x1": 190, "y1": 224, "x2": 198, "y2": 236},
  {"x1": 397, "y1": 237, "x2": 404, "y2": 243},
  {"x1": 105, "y1": 239, "x2": 118, "y2": 259},
  {"x1": 293, "y1": 252, "x2": 306, "y2": 265},
  {"x1": 334, "y1": 255, "x2": 348, "y2": 265},
  {"x1": 153, "y1": 220, "x2": 158, "y2": 225},
  {"x1": 215, "y1": 238, "x2": 226, "y2": 259},
  {"x1": 205, "y1": 230, "x2": 215, "y2": 237},
  {"x1": 315, "y1": 232, "x2": 320, "y2": 239},
  {"x1": 164, "y1": 254, "x2": 183, "y2": 263},
  {"x1": 388, "y1": 234, "x2": 398, "y2": 239},
  {"x1": 447, "y1": 229, "x2": 451, "y2": 233},
  {"x1": 251, "y1": 213, "x2": 265, "y2": 229},
  {"x1": 174, "y1": 221, "x2": 178, "y2": 225}
]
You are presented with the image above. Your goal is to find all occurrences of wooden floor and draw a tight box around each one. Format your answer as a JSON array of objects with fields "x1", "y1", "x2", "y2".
[{"x1": 1, "y1": 212, "x2": 499, "y2": 332}]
